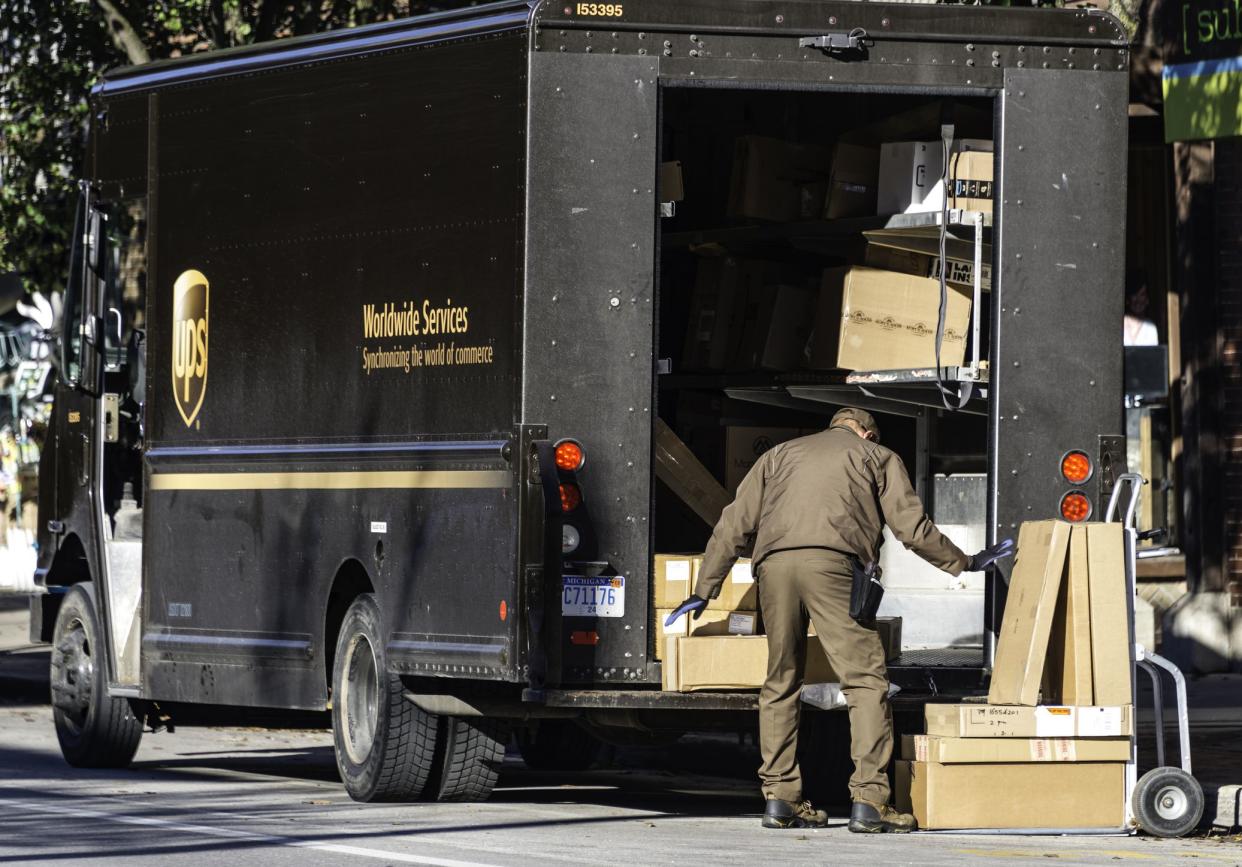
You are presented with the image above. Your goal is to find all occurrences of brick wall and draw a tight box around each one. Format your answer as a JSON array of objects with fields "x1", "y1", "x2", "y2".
[{"x1": 1216, "y1": 137, "x2": 1242, "y2": 608}]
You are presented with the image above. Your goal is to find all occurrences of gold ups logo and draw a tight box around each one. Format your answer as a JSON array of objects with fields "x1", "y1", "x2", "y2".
[{"x1": 172, "y1": 269, "x2": 209, "y2": 427}]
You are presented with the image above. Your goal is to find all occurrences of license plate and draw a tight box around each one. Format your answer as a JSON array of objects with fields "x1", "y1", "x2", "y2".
[{"x1": 561, "y1": 575, "x2": 625, "y2": 618}]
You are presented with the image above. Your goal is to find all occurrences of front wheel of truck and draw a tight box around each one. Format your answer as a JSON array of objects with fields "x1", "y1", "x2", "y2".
[
  {"x1": 50, "y1": 583, "x2": 143, "y2": 768},
  {"x1": 332, "y1": 593, "x2": 439, "y2": 801}
]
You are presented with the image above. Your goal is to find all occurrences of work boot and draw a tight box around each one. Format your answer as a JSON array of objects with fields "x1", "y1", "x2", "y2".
[
  {"x1": 848, "y1": 800, "x2": 917, "y2": 833},
  {"x1": 762, "y1": 797, "x2": 829, "y2": 829}
]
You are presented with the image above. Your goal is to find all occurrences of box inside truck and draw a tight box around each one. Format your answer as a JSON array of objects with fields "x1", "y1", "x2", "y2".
[{"x1": 652, "y1": 87, "x2": 998, "y2": 665}]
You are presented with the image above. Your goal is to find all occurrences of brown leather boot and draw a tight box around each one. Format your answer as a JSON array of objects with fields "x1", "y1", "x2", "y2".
[
  {"x1": 848, "y1": 799, "x2": 917, "y2": 833},
  {"x1": 762, "y1": 797, "x2": 830, "y2": 829}
]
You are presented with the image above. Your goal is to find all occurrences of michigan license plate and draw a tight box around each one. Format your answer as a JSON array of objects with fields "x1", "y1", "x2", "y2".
[{"x1": 561, "y1": 575, "x2": 625, "y2": 618}]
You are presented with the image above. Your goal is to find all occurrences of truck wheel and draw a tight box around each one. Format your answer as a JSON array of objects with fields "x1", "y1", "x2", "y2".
[
  {"x1": 517, "y1": 719, "x2": 602, "y2": 772},
  {"x1": 50, "y1": 583, "x2": 143, "y2": 768},
  {"x1": 424, "y1": 716, "x2": 511, "y2": 802},
  {"x1": 1132, "y1": 767, "x2": 1204, "y2": 837},
  {"x1": 331, "y1": 594, "x2": 438, "y2": 802}
]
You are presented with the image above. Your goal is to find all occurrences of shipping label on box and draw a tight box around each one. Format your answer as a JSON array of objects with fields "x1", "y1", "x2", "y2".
[
  {"x1": 720, "y1": 559, "x2": 758, "y2": 609},
  {"x1": 728, "y1": 611, "x2": 758, "y2": 635},
  {"x1": 949, "y1": 150, "x2": 993, "y2": 215}
]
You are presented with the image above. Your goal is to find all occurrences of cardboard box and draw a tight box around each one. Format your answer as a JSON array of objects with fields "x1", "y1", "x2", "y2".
[
  {"x1": 948, "y1": 150, "x2": 993, "y2": 214},
  {"x1": 896, "y1": 760, "x2": 1126, "y2": 830},
  {"x1": 902, "y1": 734, "x2": 1131, "y2": 764},
  {"x1": 653, "y1": 419, "x2": 732, "y2": 528},
  {"x1": 653, "y1": 607, "x2": 687, "y2": 660},
  {"x1": 824, "y1": 142, "x2": 879, "y2": 219},
  {"x1": 1087, "y1": 522, "x2": 1134, "y2": 706},
  {"x1": 733, "y1": 284, "x2": 817, "y2": 372},
  {"x1": 664, "y1": 634, "x2": 838, "y2": 691},
  {"x1": 988, "y1": 520, "x2": 1072, "y2": 706},
  {"x1": 653, "y1": 553, "x2": 700, "y2": 608},
  {"x1": 863, "y1": 243, "x2": 992, "y2": 292},
  {"x1": 724, "y1": 426, "x2": 806, "y2": 491},
  {"x1": 728, "y1": 135, "x2": 831, "y2": 222},
  {"x1": 809, "y1": 267, "x2": 971, "y2": 372},
  {"x1": 876, "y1": 139, "x2": 992, "y2": 216},
  {"x1": 1044, "y1": 524, "x2": 1093, "y2": 705},
  {"x1": 689, "y1": 609, "x2": 758, "y2": 637},
  {"x1": 924, "y1": 704, "x2": 1133, "y2": 738}
]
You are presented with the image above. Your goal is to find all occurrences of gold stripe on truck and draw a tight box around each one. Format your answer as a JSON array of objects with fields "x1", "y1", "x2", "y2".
[{"x1": 149, "y1": 469, "x2": 511, "y2": 491}]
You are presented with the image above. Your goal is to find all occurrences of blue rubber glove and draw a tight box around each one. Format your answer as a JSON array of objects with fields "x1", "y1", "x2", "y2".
[
  {"x1": 968, "y1": 537, "x2": 1016, "y2": 572},
  {"x1": 664, "y1": 595, "x2": 707, "y2": 627}
]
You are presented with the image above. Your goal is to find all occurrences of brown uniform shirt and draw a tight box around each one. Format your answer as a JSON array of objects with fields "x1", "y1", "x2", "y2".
[{"x1": 695, "y1": 426, "x2": 969, "y2": 599}]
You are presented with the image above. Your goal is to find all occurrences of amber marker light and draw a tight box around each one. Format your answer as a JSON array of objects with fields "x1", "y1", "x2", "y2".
[
  {"x1": 555, "y1": 439, "x2": 585, "y2": 472},
  {"x1": 1060, "y1": 491, "x2": 1092, "y2": 522},
  {"x1": 1061, "y1": 450, "x2": 1093, "y2": 485},
  {"x1": 560, "y1": 483, "x2": 582, "y2": 513}
]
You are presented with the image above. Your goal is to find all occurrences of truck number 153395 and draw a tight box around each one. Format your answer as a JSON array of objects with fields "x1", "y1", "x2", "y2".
[{"x1": 576, "y1": 3, "x2": 623, "y2": 17}]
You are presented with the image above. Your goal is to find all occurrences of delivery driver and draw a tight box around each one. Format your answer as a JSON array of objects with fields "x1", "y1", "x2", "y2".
[{"x1": 667, "y1": 408, "x2": 1014, "y2": 832}]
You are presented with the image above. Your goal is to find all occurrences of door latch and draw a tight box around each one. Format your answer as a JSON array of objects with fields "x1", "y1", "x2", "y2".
[{"x1": 799, "y1": 28, "x2": 870, "y2": 57}]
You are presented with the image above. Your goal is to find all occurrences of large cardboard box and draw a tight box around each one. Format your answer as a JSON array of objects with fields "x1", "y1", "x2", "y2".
[
  {"x1": 876, "y1": 139, "x2": 992, "y2": 216},
  {"x1": 824, "y1": 142, "x2": 879, "y2": 219},
  {"x1": 902, "y1": 734, "x2": 1131, "y2": 764},
  {"x1": 725, "y1": 426, "x2": 806, "y2": 491},
  {"x1": 733, "y1": 284, "x2": 817, "y2": 371},
  {"x1": 988, "y1": 520, "x2": 1072, "y2": 706},
  {"x1": 1044, "y1": 524, "x2": 1094, "y2": 705},
  {"x1": 810, "y1": 267, "x2": 971, "y2": 372},
  {"x1": 664, "y1": 634, "x2": 837, "y2": 691},
  {"x1": 1087, "y1": 523, "x2": 1134, "y2": 706},
  {"x1": 925, "y1": 703, "x2": 1133, "y2": 738},
  {"x1": 718, "y1": 559, "x2": 758, "y2": 609},
  {"x1": 728, "y1": 135, "x2": 831, "y2": 222},
  {"x1": 653, "y1": 419, "x2": 732, "y2": 528},
  {"x1": 896, "y1": 760, "x2": 1126, "y2": 830}
]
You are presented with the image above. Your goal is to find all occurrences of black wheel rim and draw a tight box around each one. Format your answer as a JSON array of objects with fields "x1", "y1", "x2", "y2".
[{"x1": 51, "y1": 618, "x2": 93, "y2": 735}]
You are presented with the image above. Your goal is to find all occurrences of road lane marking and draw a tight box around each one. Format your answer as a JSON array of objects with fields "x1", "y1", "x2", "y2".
[{"x1": 0, "y1": 796, "x2": 501, "y2": 867}]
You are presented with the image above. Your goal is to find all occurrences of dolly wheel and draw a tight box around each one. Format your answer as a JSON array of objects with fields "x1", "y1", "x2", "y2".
[{"x1": 1132, "y1": 767, "x2": 1204, "y2": 837}]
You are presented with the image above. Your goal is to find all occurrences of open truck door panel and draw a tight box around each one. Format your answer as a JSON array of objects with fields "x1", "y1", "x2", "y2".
[{"x1": 31, "y1": 0, "x2": 1130, "y2": 801}]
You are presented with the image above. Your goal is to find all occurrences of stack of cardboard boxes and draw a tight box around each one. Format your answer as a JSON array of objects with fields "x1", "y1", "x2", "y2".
[
  {"x1": 654, "y1": 553, "x2": 902, "y2": 691},
  {"x1": 684, "y1": 134, "x2": 991, "y2": 377},
  {"x1": 895, "y1": 520, "x2": 1135, "y2": 830}
]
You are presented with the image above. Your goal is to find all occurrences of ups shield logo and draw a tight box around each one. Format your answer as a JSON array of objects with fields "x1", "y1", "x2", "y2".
[{"x1": 172, "y1": 269, "x2": 209, "y2": 427}]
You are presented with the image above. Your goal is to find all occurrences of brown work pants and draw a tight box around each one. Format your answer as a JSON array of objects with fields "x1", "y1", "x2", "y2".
[{"x1": 757, "y1": 549, "x2": 893, "y2": 805}]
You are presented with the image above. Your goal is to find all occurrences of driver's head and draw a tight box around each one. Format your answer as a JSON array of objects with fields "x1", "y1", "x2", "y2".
[{"x1": 830, "y1": 407, "x2": 880, "y2": 444}]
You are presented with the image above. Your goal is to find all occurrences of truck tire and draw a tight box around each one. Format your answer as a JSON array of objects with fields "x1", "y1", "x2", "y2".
[
  {"x1": 50, "y1": 583, "x2": 143, "y2": 768},
  {"x1": 331, "y1": 593, "x2": 438, "y2": 802},
  {"x1": 516, "y1": 719, "x2": 602, "y2": 772},
  {"x1": 424, "y1": 715, "x2": 510, "y2": 802}
]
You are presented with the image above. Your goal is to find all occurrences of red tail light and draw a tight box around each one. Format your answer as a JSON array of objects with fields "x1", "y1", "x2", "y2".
[
  {"x1": 1061, "y1": 450, "x2": 1093, "y2": 485},
  {"x1": 1060, "y1": 491, "x2": 1092, "y2": 522},
  {"x1": 555, "y1": 439, "x2": 585, "y2": 472},
  {"x1": 559, "y1": 483, "x2": 581, "y2": 513}
]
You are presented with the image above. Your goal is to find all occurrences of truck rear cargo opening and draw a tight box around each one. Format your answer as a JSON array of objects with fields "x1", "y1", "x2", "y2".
[{"x1": 652, "y1": 87, "x2": 996, "y2": 662}]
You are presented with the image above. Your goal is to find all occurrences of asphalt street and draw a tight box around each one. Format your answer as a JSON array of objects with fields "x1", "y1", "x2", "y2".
[{"x1": 1, "y1": 602, "x2": 1240, "y2": 865}]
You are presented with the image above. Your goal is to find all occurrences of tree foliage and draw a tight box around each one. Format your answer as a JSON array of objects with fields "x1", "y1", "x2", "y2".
[{"x1": 0, "y1": 1, "x2": 477, "y2": 298}]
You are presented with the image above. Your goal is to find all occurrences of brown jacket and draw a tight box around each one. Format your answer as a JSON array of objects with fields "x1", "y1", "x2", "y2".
[{"x1": 695, "y1": 426, "x2": 969, "y2": 599}]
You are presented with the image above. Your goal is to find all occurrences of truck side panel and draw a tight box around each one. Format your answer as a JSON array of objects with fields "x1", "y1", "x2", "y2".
[{"x1": 137, "y1": 32, "x2": 529, "y2": 708}]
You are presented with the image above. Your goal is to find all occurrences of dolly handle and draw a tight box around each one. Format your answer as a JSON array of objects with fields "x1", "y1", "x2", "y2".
[{"x1": 1104, "y1": 472, "x2": 1145, "y2": 528}]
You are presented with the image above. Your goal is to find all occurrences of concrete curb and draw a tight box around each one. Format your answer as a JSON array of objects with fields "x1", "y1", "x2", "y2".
[{"x1": 1206, "y1": 784, "x2": 1241, "y2": 831}]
